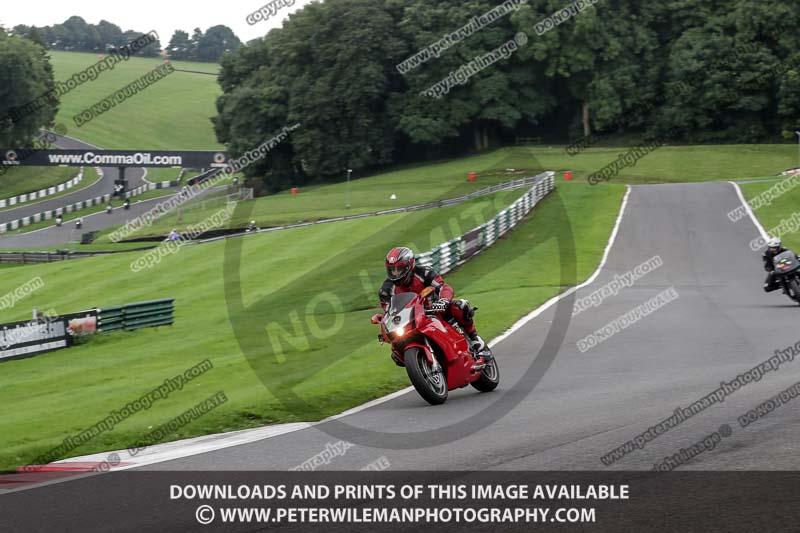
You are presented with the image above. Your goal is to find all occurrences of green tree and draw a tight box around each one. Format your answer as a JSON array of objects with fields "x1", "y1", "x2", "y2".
[
  {"x1": 166, "y1": 30, "x2": 192, "y2": 60},
  {"x1": 387, "y1": 0, "x2": 548, "y2": 152},
  {"x1": 189, "y1": 28, "x2": 204, "y2": 59},
  {"x1": 216, "y1": 0, "x2": 406, "y2": 187},
  {"x1": 122, "y1": 30, "x2": 161, "y2": 57},
  {"x1": 194, "y1": 25, "x2": 241, "y2": 62},
  {"x1": 0, "y1": 31, "x2": 57, "y2": 145},
  {"x1": 96, "y1": 20, "x2": 125, "y2": 51}
]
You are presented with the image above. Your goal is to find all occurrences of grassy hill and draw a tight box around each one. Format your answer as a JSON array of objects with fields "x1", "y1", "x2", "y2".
[
  {"x1": 0, "y1": 165, "x2": 81, "y2": 202},
  {"x1": 49, "y1": 51, "x2": 222, "y2": 150}
]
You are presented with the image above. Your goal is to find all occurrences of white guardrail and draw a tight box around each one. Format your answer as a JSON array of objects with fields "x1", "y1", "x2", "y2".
[
  {"x1": 0, "y1": 167, "x2": 86, "y2": 209},
  {"x1": 0, "y1": 173, "x2": 179, "y2": 234},
  {"x1": 416, "y1": 171, "x2": 555, "y2": 274}
]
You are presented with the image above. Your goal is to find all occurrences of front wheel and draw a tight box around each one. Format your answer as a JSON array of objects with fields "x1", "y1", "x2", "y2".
[
  {"x1": 405, "y1": 347, "x2": 448, "y2": 405},
  {"x1": 790, "y1": 279, "x2": 800, "y2": 305},
  {"x1": 471, "y1": 356, "x2": 500, "y2": 392}
]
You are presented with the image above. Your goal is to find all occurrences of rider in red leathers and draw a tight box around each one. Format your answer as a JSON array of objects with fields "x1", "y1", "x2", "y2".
[{"x1": 379, "y1": 247, "x2": 487, "y2": 355}]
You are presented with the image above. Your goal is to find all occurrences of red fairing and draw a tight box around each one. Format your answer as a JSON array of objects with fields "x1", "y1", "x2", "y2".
[
  {"x1": 415, "y1": 312, "x2": 475, "y2": 390},
  {"x1": 403, "y1": 342, "x2": 435, "y2": 365}
]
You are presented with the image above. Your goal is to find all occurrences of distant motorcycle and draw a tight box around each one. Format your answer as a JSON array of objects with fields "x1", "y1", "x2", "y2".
[
  {"x1": 773, "y1": 251, "x2": 800, "y2": 305},
  {"x1": 371, "y1": 286, "x2": 499, "y2": 405}
]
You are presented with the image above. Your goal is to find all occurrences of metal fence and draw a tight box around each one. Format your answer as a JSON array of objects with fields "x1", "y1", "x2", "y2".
[
  {"x1": 198, "y1": 173, "x2": 554, "y2": 245},
  {"x1": 416, "y1": 171, "x2": 555, "y2": 274},
  {"x1": 0, "y1": 173, "x2": 179, "y2": 234},
  {"x1": 97, "y1": 299, "x2": 175, "y2": 332},
  {"x1": 0, "y1": 247, "x2": 156, "y2": 264}
]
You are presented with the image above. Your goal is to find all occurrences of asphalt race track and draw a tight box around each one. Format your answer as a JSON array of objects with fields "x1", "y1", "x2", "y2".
[
  {"x1": 0, "y1": 131, "x2": 226, "y2": 248},
  {"x1": 0, "y1": 184, "x2": 223, "y2": 248},
  {"x1": 4, "y1": 181, "x2": 800, "y2": 532},
  {"x1": 132, "y1": 181, "x2": 798, "y2": 471}
]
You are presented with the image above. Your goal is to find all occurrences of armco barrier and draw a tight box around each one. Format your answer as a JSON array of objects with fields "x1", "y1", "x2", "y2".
[
  {"x1": 197, "y1": 173, "x2": 553, "y2": 245},
  {"x1": 124, "y1": 179, "x2": 180, "y2": 199},
  {"x1": 97, "y1": 298, "x2": 175, "y2": 332},
  {"x1": 0, "y1": 170, "x2": 179, "y2": 234},
  {"x1": 416, "y1": 171, "x2": 555, "y2": 274},
  {"x1": 0, "y1": 190, "x2": 112, "y2": 234}
]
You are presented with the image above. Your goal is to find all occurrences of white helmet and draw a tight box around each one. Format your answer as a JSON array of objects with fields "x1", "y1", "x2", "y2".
[{"x1": 767, "y1": 236, "x2": 781, "y2": 250}]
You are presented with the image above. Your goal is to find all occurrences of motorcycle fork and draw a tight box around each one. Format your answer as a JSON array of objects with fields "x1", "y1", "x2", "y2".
[{"x1": 423, "y1": 337, "x2": 443, "y2": 373}]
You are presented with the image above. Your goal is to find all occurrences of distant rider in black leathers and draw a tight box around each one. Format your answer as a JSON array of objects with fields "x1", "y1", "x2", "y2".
[{"x1": 763, "y1": 236, "x2": 800, "y2": 293}]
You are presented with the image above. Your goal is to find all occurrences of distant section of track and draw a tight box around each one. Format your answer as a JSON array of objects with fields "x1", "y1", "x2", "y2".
[{"x1": 0, "y1": 132, "x2": 146, "y2": 225}]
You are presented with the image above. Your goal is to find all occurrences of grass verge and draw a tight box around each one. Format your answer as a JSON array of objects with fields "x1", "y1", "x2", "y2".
[
  {"x1": 739, "y1": 180, "x2": 800, "y2": 251},
  {"x1": 0, "y1": 166, "x2": 81, "y2": 204}
]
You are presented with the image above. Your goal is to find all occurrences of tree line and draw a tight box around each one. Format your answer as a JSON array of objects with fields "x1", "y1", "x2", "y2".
[
  {"x1": 9, "y1": 17, "x2": 242, "y2": 62},
  {"x1": 11, "y1": 17, "x2": 162, "y2": 57},
  {"x1": 213, "y1": 0, "x2": 800, "y2": 192},
  {"x1": 165, "y1": 26, "x2": 241, "y2": 62},
  {"x1": 3, "y1": 1, "x2": 800, "y2": 193}
]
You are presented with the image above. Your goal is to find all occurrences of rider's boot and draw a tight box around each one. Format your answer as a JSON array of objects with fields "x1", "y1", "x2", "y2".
[{"x1": 468, "y1": 331, "x2": 487, "y2": 354}]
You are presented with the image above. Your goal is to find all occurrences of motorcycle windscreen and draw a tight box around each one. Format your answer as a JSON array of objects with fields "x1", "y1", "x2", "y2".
[
  {"x1": 774, "y1": 251, "x2": 800, "y2": 274},
  {"x1": 387, "y1": 292, "x2": 416, "y2": 314}
]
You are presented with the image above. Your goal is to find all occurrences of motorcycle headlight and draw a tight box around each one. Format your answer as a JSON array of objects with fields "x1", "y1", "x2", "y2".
[{"x1": 385, "y1": 307, "x2": 414, "y2": 340}]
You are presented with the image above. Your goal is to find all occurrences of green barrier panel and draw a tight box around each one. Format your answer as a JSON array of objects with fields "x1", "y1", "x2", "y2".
[
  {"x1": 123, "y1": 303, "x2": 174, "y2": 313},
  {"x1": 125, "y1": 298, "x2": 174, "y2": 306},
  {"x1": 123, "y1": 312, "x2": 174, "y2": 326},
  {"x1": 96, "y1": 298, "x2": 175, "y2": 333},
  {"x1": 123, "y1": 306, "x2": 174, "y2": 319},
  {"x1": 124, "y1": 317, "x2": 174, "y2": 330},
  {"x1": 123, "y1": 299, "x2": 174, "y2": 311}
]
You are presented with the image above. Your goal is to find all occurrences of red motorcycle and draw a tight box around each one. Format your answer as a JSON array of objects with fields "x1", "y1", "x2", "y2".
[{"x1": 371, "y1": 287, "x2": 499, "y2": 405}]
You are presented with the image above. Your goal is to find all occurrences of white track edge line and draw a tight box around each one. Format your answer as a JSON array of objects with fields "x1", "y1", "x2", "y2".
[{"x1": 728, "y1": 181, "x2": 769, "y2": 239}]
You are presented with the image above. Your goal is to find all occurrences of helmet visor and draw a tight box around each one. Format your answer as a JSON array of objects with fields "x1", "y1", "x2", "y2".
[{"x1": 386, "y1": 262, "x2": 411, "y2": 281}]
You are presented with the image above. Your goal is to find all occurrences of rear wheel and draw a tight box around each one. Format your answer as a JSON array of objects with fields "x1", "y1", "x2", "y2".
[
  {"x1": 405, "y1": 347, "x2": 448, "y2": 405},
  {"x1": 471, "y1": 356, "x2": 500, "y2": 392}
]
